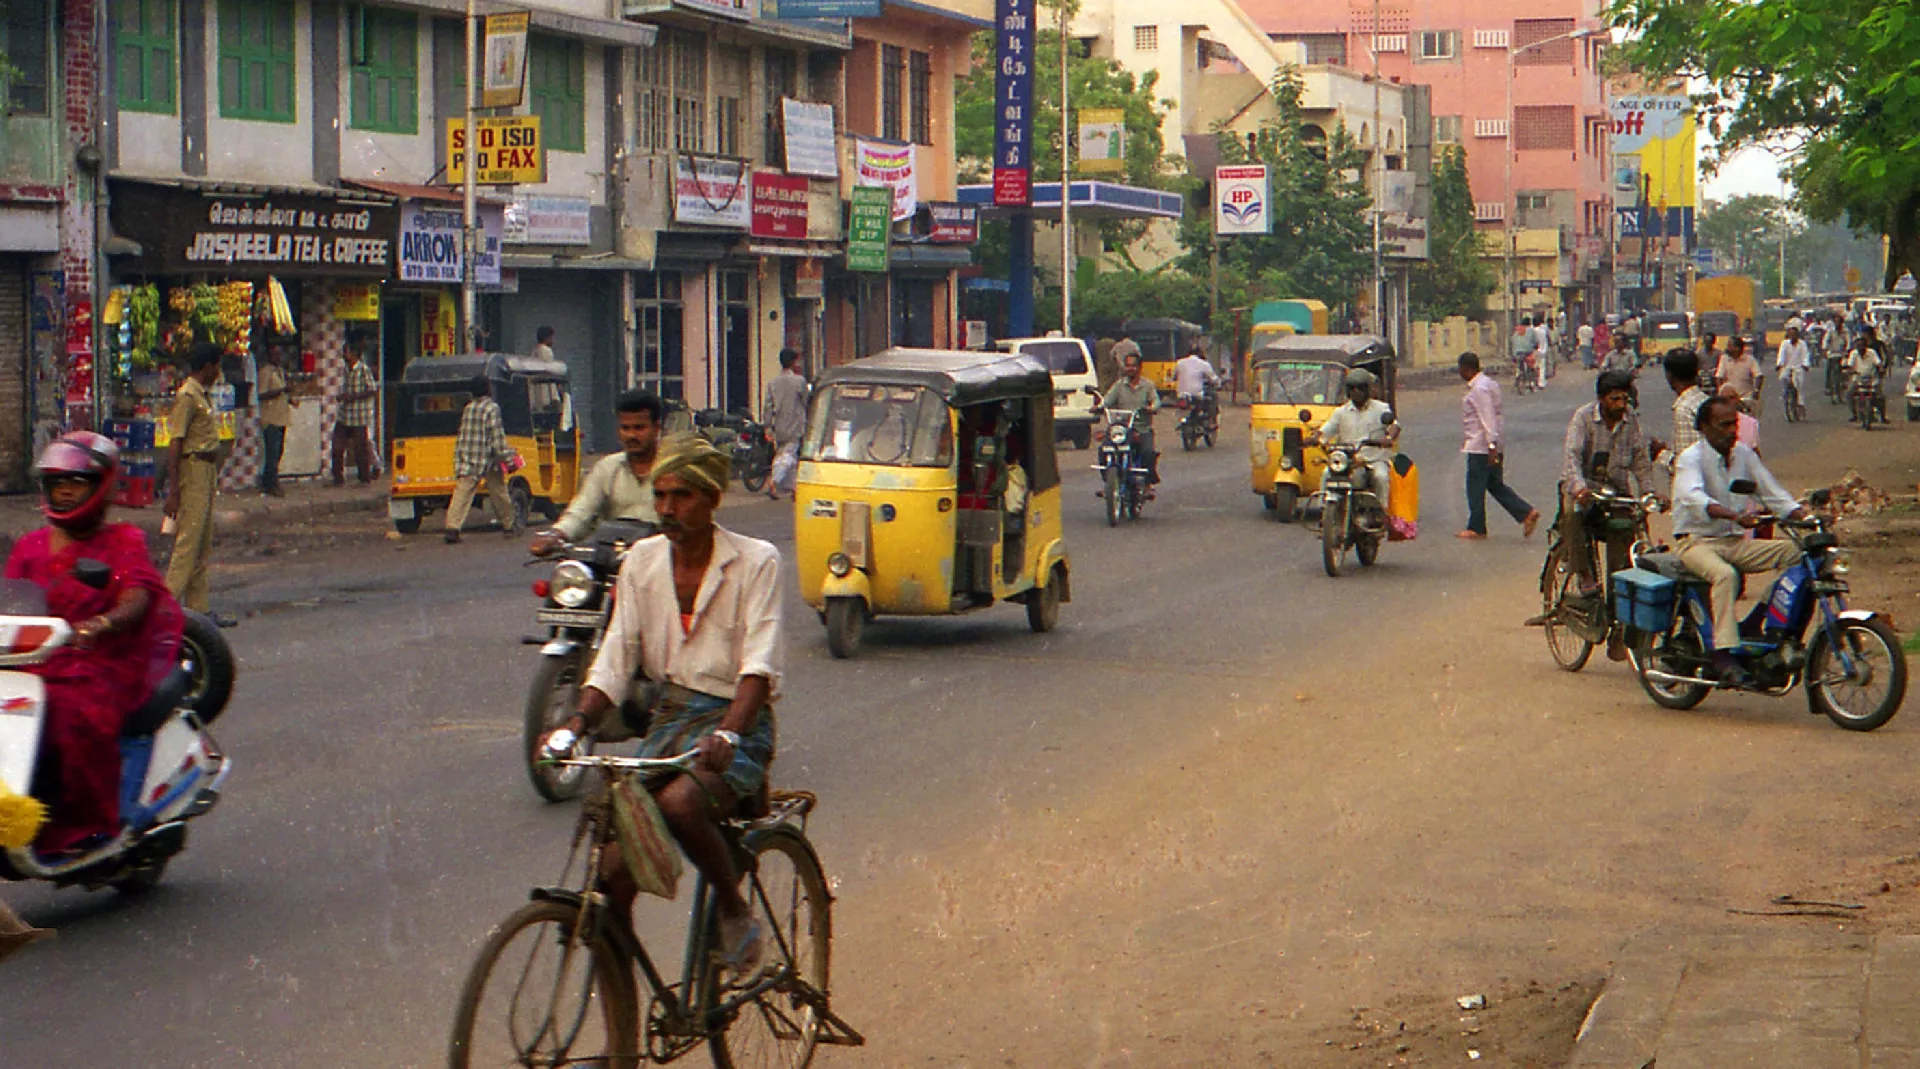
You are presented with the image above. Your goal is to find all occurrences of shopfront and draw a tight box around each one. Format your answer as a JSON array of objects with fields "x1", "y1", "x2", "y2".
[{"x1": 106, "y1": 179, "x2": 399, "y2": 494}]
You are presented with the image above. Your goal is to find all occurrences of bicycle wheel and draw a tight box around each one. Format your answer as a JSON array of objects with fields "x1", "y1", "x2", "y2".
[
  {"x1": 1542, "y1": 545, "x2": 1595, "y2": 672},
  {"x1": 709, "y1": 827, "x2": 833, "y2": 1069},
  {"x1": 449, "y1": 899, "x2": 639, "y2": 1069}
]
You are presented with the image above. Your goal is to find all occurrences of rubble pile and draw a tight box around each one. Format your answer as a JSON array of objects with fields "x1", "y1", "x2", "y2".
[{"x1": 1824, "y1": 470, "x2": 1893, "y2": 517}]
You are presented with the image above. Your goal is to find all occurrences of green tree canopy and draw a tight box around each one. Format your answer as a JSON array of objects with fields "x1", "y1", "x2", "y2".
[
  {"x1": 1175, "y1": 68, "x2": 1374, "y2": 333},
  {"x1": 1409, "y1": 145, "x2": 1495, "y2": 319},
  {"x1": 1607, "y1": 0, "x2": 1920, "y2": 286}
]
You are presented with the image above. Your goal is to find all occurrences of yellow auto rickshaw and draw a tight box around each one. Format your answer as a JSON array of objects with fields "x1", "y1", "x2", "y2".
[
  {"x1": 1641, "y1": 311, "x2": 1695, "y2": 362},
  {"x1": 1248, "y1": 334, "x2": 1395, "y2": 521},
  {"x1": 794, "y1": 349, "x2": 1069, "y2": 658},
  {"x1": 388, "y1": 353, "x2": 580, "y2": 534}
]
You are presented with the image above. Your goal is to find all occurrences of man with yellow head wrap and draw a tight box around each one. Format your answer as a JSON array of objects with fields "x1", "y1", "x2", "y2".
[{"x1": 545, "y1": 430, "x2": 784, "y2": 979}]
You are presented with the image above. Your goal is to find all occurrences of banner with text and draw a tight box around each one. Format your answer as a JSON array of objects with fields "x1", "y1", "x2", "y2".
[
  {"x1": 674, "y1": 155, "x2": 752, "y2": 229},
  {"x1": 855, "y1": 139, "x2": 917, "y2": 222},
  {"x1": 993, "y1": 0, "x2": 1034, "y2": 205}
]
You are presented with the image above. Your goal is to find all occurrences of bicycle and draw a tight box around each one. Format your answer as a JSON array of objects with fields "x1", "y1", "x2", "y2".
[
  {"x1": 448, "y1": 751, "x2": 863, "y2": 1069},
  {"x1": 1783, "y1": 375, "x2": 1808, "y2": 423},
  {"x1": 1532, "y1": 487, "x2": 1662, "y2": 671}
]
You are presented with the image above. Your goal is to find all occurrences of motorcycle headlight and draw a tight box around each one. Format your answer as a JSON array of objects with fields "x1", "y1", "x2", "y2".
[
  {"x1": 550, "y1": 561, "x2": 596, "y2": 608},
  {"x1": 1326, "y1": 451, "x2": 1352, "y2": 474},
  {"x1": 1107, "y1": 423, "x2": 1129, "y2": 444},
  {"x1": 1828, "y1": 550, "x2": 1852, "y2": 576}
]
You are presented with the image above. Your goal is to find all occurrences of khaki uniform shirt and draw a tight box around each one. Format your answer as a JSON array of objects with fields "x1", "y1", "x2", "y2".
[
  {"x1": 258, "y1": 365, "x2": 292, "y2": 428},
  {"x1": 170, "y1": 377, "x2": 220, "y2": 456}
]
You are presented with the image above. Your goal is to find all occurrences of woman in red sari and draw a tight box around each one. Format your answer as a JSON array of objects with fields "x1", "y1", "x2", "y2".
[{"x1": 4, "y1": 432, "x2": 183, "y2": 855}]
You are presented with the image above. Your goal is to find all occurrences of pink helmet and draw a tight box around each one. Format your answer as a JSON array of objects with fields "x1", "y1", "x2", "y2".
[{"x1": 36, "y1": 431, "x2": 120, "y2": 532}]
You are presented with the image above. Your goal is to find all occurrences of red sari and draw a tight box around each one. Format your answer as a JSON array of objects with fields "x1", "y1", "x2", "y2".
[{"x1": 4, "y1": 523, "x2": 183, "y2": 851}]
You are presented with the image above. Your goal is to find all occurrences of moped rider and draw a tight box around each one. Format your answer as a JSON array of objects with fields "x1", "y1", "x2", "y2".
[
  {"x1": 1842, "y1": 333, "x2": 1887, "y2": 424},
  {"x1": 1308, "y1": 368, "x2": 1399, "y2": 512},
  {"x1": 529, "y1": 389, "x2": 665, "y2": 556},
  {"x1": 2, "y1": 433, "x2": 183, "y2": 857},
  {"x1": 1672, "y1": 395, "x2": 1812, "y2": 686},
  {"x1": 1173, "y1": 345, "x2": 1220, "y2": 428},
  {"x1": 1100, "y1": 353, "x2": 1162, "y2": 488}
]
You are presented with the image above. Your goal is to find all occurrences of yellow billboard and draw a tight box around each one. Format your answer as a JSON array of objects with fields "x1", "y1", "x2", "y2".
[
  {"x1": 446, "y1": 116, "x2": 546, "y2": 185},
  {"x1": 1609, "y1": 95, "x2": 1695, "y2": 211}
]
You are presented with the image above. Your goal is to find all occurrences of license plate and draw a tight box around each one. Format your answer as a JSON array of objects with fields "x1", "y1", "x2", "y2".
[
  {"x1": 388, "y1": 498, "x2": 416, "y2": 521},
  {"x1": 537, "y1": 608, "x2": 606, "y2": 628}
]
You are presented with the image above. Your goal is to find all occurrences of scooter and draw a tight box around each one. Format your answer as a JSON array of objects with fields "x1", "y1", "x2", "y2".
[
  {"x1": 0, "y1": 565, "x2": 233, "y2": 893},
  {"x1": 1625, "y1": 485, "x2": 1906, "y2": 731}
]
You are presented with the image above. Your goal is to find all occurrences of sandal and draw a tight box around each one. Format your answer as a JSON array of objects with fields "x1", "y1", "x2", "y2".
[{"x1": 714, "y1": 912, "x2": 768, "y2": 985}]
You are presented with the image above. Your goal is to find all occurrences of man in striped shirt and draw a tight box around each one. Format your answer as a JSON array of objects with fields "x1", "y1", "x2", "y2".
[{"x1": 332, "y1": 342, "x2": 379, "y2": 485}]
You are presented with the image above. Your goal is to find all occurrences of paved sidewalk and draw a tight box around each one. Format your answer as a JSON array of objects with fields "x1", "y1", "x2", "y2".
[{"x1": 1571, "y1": 925, "x2": 1920, "y2": 1068}]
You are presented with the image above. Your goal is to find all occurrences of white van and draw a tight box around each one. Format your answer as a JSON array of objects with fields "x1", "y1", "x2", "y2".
[{"x1": 997, "y1": 336, "x2": 1099, "y2": 449}]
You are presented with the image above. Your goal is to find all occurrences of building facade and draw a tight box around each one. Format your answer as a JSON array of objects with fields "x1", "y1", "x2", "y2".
[{"x1": 1242, "y1": 0, "x2": 1614, "y2": 324}]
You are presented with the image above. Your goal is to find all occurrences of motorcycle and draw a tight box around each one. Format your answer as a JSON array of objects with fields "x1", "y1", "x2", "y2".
[
  {"x1": 1176, "y1": 387, "x2": 1218, "y2": 451},
  {"x1": 1092, "y1": 408, "x2": 1152, "y2": 527},
  {"x1": 1315, "y1": 413, "x2": 1395, "y2": 578},
  {"x1": 0, "y1": 568, "x2": 234, "y2": 893},
  {"x1": 1626, "y1": 485, "x2": 1906, "y2": 730},
  {"x1": 1852, "y1": 374, "x2": 1881, "y2": 430},
  {"x1": 522, "y1": 519, "x2": 656, "y2": 802},
  {"x1": 693, "y1": 409, "x2": 775, "y2": 493}
]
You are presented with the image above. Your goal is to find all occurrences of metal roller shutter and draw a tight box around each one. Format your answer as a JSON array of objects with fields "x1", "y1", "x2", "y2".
[{"x1": 0, "y1": 268, "x2": 28, "y2": 492}]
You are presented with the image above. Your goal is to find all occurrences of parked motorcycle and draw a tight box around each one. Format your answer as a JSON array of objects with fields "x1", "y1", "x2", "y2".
[
  {"x1": 1624, "y1": 486, "x2": 1906, "y2": 730},
  {"x1": 1316, "y1": 413, "x2": 1395, "y2": 578},
  {"x1": 1176, "y1": 387, "x2": 1218, "y2": 451},
  {"x1": 0, "y1": 569, "x2": 235, "y2": 893},
  {"x1": 694, "y1": 409, "x2": 775, "y2": 493},
  {"x1": 1092, "y1": 407, "x2": 1152, "y2": 527},
  {"x1": 522, "y1": 519, "x2": 655, "y2": 802}
]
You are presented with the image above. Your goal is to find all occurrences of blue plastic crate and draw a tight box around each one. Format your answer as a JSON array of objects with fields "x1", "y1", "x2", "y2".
[{"x1": 1611, "y1": 567, "x2": 1677, "y2": 633}]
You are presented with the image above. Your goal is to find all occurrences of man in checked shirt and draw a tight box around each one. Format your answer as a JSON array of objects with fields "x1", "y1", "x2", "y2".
[
  {"x1": 443, "y1": 375, "x2": 521, "y2": 543},
  {"x1": 1653, "y1": 348, "x2": 1711, "y2": 488}
]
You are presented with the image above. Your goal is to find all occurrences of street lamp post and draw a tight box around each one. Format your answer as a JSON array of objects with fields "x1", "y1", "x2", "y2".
[{"x1": 1504, "y1": 27, "x2": 1600, "y2": 335}]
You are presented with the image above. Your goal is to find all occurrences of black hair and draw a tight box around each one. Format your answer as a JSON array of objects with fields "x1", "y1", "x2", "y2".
[
  {"x1": 1596, "y1": 370, "x2": 1635, "y2": 398},
  {"x1": 1457, "y1": 351, "x2": 1480, "y2": 373},
  {"x1": 1727, "y1": 335, "x2": 1746, "y2": 354},
  {"x1": 1696, "y1": 393, "x2": 1738, "y2": 430},
  {"x1": 537, "y1": 326, "x2": 556, "y2": 344},
  {"x1": 1663, "y1": 348, "x2": 1700, "y2": 383},
  {"x1": 779, "y1": 348, "x2": 800, "y2": 370},
  {"x1": 188, "y1": 343, "x2": 223, "y2": 371},
  {"x1": 616, "y1": 388, "x2": 666, "y2": 422}
]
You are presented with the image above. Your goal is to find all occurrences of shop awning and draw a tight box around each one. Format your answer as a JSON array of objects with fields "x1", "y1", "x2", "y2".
[
  {"x1": 955, "y1": 180, "x2": 1185, "y2": 221},
  {"x1": 862, "y1": 0, "x2": 991, "y2": 30}
]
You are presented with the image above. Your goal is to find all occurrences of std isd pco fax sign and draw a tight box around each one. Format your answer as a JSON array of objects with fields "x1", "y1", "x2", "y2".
[{"x1": 1214, "y1": 164, "x2": 1270, "y2": 236}]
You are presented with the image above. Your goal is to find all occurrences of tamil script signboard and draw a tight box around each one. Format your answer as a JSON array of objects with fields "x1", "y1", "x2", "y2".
[
  {"x1": 847, "y1": 186, "x2": 892, "y2": 272},
  {"x1": 109, "y1": 182, "x2": 398, "y2": 278},
  {"x1": 993, "y1": 0, "x2": 1034, "y2": 206},
  {"x1": 855, "y1": 139, "x2": 917, "y2": 222}
]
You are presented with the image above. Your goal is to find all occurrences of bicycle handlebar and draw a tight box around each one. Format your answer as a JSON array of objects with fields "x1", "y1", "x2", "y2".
[{"x1": 548, "y1": 749, "x2": 702, "y2": 775}]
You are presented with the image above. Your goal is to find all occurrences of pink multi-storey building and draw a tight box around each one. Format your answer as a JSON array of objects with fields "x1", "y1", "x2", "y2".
[{"x1": 1239, "y1": 0, "x2": 1613, "y2": 320}]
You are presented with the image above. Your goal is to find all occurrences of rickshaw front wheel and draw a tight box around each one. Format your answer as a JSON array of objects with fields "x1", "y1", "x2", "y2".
[
  {"x1": 826, "y1": 597, "x2": 867, "y2": 659},
  {"x1": 392, "y1": 516, "x2": 422, "y2": 535},
  {"x1": 1272, "y1": 485, "x2": 1298, "y2": 523},
  {"x1": 1027, "y1": 567, "x2": 1063, "y2": 633}
]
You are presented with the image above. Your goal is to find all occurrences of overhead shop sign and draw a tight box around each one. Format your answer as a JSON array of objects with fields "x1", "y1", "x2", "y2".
[
  {"x1": 781, "y1": 99, "x2": 838, "y2": 178},
  {"x1": 925, "y1": 203, "x2": 978, "y2": 244},
  {"x1": 397, "y1": 201, "x2": 504, "y2": 285},
  {"x1": 109, "y1": 182, "x2": 397, "y2": 277},
  {"x1": 750, "y1": 172, "x2": 810, "y2": 240},
  {"x1": 447, "y1": 116, "x2": 545, "y2": 185},
  {"x1": 767, "y1": 0, "x2": 879, "y2": 13},
  {"x1": 504, "y1": 194, "x2": 592, "y2": 245},
  {"x1": 675, "y1": 155, "x2": 751, "y2": 229}
]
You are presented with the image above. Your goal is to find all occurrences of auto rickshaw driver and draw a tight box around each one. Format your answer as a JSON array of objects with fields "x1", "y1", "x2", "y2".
[{"x1": 1308, "y1": 369, "x2": 1400, "y2": 510}]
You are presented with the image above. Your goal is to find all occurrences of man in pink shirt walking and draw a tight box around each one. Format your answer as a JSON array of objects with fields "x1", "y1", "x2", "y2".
[{"x1": 1457, "y1": 351, "x2": 1541, "y2": 540}]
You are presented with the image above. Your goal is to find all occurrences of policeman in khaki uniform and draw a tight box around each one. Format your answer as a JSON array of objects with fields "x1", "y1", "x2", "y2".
[{"x1": 165, "y1": 344, "x2": 224, "y2": 615}]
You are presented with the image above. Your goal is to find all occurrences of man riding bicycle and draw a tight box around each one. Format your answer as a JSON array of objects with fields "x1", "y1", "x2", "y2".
[
  {"x1": 529, "y1": 389, "x2": 664, "y2": 555},
  {"x1": 1558, "y1": 370, "x2": 1667, "y2": 656}
]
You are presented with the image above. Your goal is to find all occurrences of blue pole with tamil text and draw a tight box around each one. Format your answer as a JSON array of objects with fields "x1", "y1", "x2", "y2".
[{"x1": 1009, "y1": 212, "x2": 1035, "y2": 337}]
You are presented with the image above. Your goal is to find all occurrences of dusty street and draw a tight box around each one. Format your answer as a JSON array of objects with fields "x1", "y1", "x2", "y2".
[{"x1": 5, "y1": 368, "x2": 1920, "y2": 1068}]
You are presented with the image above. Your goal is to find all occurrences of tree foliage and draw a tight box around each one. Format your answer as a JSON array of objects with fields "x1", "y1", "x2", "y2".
[
  {"x1": 1072, "y1": 267, "x2": 1209, "y2": 337},
  {"x1": 1409, "y1": 146, "x2": 1495, "y2": 319},
  {"x1": 1607, "y1": 0, "x2": 1920, "y2": 286},
  {"x1": 1174, "y1": 69, "x2": 1374, "y2": 334}
]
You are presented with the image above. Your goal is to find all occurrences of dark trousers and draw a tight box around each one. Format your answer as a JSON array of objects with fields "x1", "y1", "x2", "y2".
[
  {"x1": 331, "y1": 424, "x2": 373, "y2": 484},
  {"x1": 259, "y1": 424, "x2": 286, "y2": 491},
  {"x1": 1464, "y1": 453, "x2": 1533, "y2": 534}
]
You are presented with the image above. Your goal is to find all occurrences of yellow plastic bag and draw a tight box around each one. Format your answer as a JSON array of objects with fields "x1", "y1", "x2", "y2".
[
  {"x1": 0, "y1": 787, "x2": 46, "y2": 850},
  {"x1": 610, "y1": 775, "x2": 683, "y2": 900},
  {"x1": 1388, "y1": 454, "x2": 1420, "y2": 541}
]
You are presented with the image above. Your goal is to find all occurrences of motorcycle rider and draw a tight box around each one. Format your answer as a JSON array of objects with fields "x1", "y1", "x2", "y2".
[
  {"x1": 529, "y1": 389, "x2": 665, "y2": 555},
  {"x1": 1672, "y1": 394, "x2": 1813, "y2": 685},
  {"x1": 1559, "y1": 371, "x2": 1665, "y2": 657},
  {"x1": 1842, "y1": 332, "x2": 1887, "y2": 424},
  {"x1": 2, "y1": 433, "x2": 184, "y2": 856},
  {"x1": 1173, "y1": 344, "x2": 1220, "y2": 428},
  {"x1": 1100, "y1": 352, "x2": 1162, "y2": 487},
  {"x1": 1309, "y1": 368, "x2": 1399, "y2": 512}
]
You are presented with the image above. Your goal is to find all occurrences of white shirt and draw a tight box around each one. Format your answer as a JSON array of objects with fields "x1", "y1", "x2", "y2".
[
  {"x1": 1671, "y1": 440, "x2": 1799, "y2": 538},
  {"x1": 584, "y1": 526, "x2": 785, "y2": 702},
  {"x1": 1174, "y1": 355, "x2": 1219, "y2": 398},
  {"x1": 1531, "y1": 325, "x2": 1550, "y2": 354},
  {"x1": 1577, "y1": 324, "x2": 1595, "y2": 346},
  {"x1": 1775, "y1": 338, "x2": 1810, "y2": 372},
  {"x1": 1320, "y1": 399, "x2": 1395, "y2": 466}
]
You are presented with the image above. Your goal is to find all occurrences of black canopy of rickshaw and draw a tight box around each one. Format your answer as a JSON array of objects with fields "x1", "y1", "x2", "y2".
[
  {"x1": 817, "y1": 349, "x2": 1053, "y2": 407},
  {"x1": 399, "y1": 352, "x2": 569, "y2": 384},
  {"x1": 395, "y1": 352, "x2": 571, "y2": 437}
]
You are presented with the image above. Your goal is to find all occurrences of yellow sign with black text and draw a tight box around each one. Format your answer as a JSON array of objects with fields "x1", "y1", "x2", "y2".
[{"x1": 446, "y1": 116, "x2": 546, "y2": 185}]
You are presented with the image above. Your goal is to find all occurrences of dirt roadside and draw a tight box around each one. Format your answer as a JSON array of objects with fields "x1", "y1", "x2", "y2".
[{"x1": 825, "y1": 407, "x2": 1920, "y2": 1068}]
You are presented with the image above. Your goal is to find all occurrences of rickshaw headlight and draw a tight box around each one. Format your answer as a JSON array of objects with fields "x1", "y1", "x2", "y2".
[
  {"x1": 827, "y1": 552, "x2": 854, "y2": 578},
  {"x1": 1278, "y1": 454, "x2": 1294, "y2": 471},
  {"x1": 1326, "y1": 451, "x2": 1352, "y2": 474},
  {"x1": 1107, "y1": 423, "x2": 1129, "y2": 445},
  {"x1": 550, "y1": 561, "x2": 596, "y2": 608},
  {"x1": 1829, "y1": 550, "x2": 1852, "y2": 576}
]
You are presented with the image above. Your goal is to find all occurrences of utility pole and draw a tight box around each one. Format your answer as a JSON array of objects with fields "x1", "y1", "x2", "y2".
[
  {"x1": 1370, "y1": 0, "x2": 1384, "y2": 337},
  {"x1": 1058, "y1": 0, "x2": 1072, "y2": 335},
  {"x1": 461, "y1": 0, "x2": 479, "y2": 352}
]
